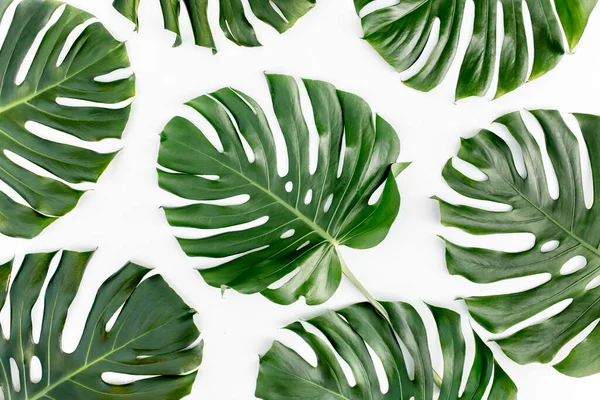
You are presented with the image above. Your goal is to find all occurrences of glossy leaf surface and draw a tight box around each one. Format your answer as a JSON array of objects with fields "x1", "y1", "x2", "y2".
[
  {"x1": 0, "y1": 250, "x2": 202, "y2": 399},
  {"x1": 439, "y1": 110, "x2": 600, "y2": 377},
  {"x1": 0, "y1": 0, "x2": 135, "y2": 238},
  {"x1": 113, "y1": 0, "x2": 315, "y2": 52},
  {"x1": 256, "y1": 301, "x2": 517, "y2": 399},
  {"x1": 354, "y1": 0, "x2": 598, "y2": 99},
  {"x1": 158, "y1": 74, "x2": 406, "y2": 306}
]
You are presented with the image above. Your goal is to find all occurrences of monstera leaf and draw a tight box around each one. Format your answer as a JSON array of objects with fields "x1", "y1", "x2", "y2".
[
  {"x1": 113, "y1": 0, "x2": 315, "y2": 52},
  {"x1": 0, "y1": 0, "x2": 135, "y2": 239},
  {"x1": 158, "y1": 74, "x2": 407, "y2": 312},
  {"x1": 438, "y1": 110, "x2": 600, "y2": 377},
  {"x1": 0, "y1": 250, "x2": 202, "y2": 399},
  {"x1": 256, "y1": 301, "x2": 517, "y2": 399},
  {"x1": 354, "y1": 0, "x2": 598, "y2": 100}
]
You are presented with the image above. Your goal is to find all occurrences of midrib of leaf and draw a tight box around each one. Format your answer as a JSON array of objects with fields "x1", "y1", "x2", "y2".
[
  {"x1": 0, "y1": 43, "x2": 125, "y2": 115},
  {"x1": 268, "y1": 364, "x2": 351, "y2": 400},
  {"x1": 168, "y1": 137, "x2": 339, "y2": 246},
  {"x1": 497, "y1": 173, "x2": 600, "y2": 259},
  {"x1": 25, "y1": 310, "x2": 189, "y2": 400}
]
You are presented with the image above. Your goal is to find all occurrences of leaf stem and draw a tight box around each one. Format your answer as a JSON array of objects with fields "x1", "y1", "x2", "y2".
[
  {"x1": 335, "y1": 246, "x2": 443, "y2": 390},
  {"x1": 335, "y1": 246, "x2": 391, "y2": 324}
]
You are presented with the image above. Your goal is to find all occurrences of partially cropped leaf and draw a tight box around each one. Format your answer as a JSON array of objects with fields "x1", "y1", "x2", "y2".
[
  {"x1": 256, "y1": 301, "x2": 517, "y2": 399},
  {"x1": 0, "y1": 250, "x2": 202, "y2": 399},
  {"x1": 0, "y1": 0, "x2": 135, "y2": 238},
  {"x1": 158, "y1": 74, "x2": 407, "y2": 307},
  {"x1": 354, "y1": 0, "x2": 598, "y2": 100},
  {"x1": 113, "y1": 0, "x2": 315, "y2": 52},
  {"x1": 438, "y1": 110, "x2": 600, "y2": 377}
]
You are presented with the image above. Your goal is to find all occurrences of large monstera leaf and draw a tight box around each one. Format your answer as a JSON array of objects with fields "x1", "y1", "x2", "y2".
[
  {"x1": 0, "y1": 250, "x2": 202, "y2": 399},
  {"x1": 438, "y1": 110, "x2": 600, "y2": 377},
  {"x1": 158, "y1": 74, "x2": 407, "y2": 310},
  {"x1": 113, "y1": 0, "x2": 315, "y2": 52},
  {"x1": 354, "y1": 0, "x2": 598, "y2": 100},
  {"x1": 256, "y1": 301, "x2": 517, "y2": 399},
  {"x1": 0, "y1": 0, "x2": 135, "y2": 239}
]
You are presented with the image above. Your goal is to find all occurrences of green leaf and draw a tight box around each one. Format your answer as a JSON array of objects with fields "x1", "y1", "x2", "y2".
[
  {"x1": 256, "y1": 301, "x2": 517, "y2": 399},
  {"x1": 0, "y1": 0, "x2": 135, "y2": 239},
  {"x1": 158, "y1": 73, "x2": 406, "y2": 307},
  {"x1": 113, "y1": 0, "x2": 316, "y2": 52},
  {"x1": 355, "y1": 0, "x2": 598, "y2": 100},
  {"x1": 438, "y1": 110, "x2": 600, "y2": 377},
  {"x1": 0, "y1": 250, "x2": 202, "y2": 399}
]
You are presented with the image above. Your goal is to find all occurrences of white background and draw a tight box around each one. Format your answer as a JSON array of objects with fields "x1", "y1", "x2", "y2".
[{"x1": 2, "y1": 0, "x2": 600, "y2": 398}]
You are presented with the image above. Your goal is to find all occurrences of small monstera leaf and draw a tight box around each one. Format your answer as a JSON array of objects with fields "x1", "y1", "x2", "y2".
[
  {"x1": 158, "y1": 74, "x2": 407, "y2": 309},
  {"x1": 0, "y1": 250, "x2": 202, "y2": 399},
  {"x1": 438, "y1": 110, "x2": 600, "y2": 377},
  {"x1": 113, "y1": 0, "x2": 315, "y2": 52},
  {"x1": 256, "y1": 301, "x2": 517, "y2": 399},
  {"x1": 0, "y1": 0, "x2": 135, "y2": 239},
  {"x1": 354, "y1": 0, "x2": 598, "y2": 100}
]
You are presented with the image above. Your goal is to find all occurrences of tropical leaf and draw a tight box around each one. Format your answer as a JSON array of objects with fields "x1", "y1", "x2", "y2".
[
  {"x1": 354, "y1": 0, "x2": 598, "y2": 100},
  {"x1": 158, "y1": 73, "x2": 407, "y2": 312},
  {"x1": 438, "y1": 110, "x2": 600, "y2": 377},
  {"x1": 256, "y1": 301, "x2": 517, "y2": 399},
  {"x1": 113, "y1": 0, "x2": 315, "y2": 52},
  {"x1": 0, "y1": 250, "x2": 202, "y2": 399},
  {"x1": 0, "y1": 0, "x2": 135, "y2": 239}
]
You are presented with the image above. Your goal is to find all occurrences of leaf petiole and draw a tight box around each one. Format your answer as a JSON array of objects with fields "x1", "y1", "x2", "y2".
[{"x1": 336, "y1": 246, "x2": 444, "y2": 390}]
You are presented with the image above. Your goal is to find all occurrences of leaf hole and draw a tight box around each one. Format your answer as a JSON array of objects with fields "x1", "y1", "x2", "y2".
[
  {"x1": 586, "y1": 276, "x2": 600, "y2": 291},
  {"x1": 302, "y1": 321, "x2": 357, "y2": 387},
  {"x1": 275, "y1": 328, "x2": 317, "y2": 367},
  {"x1": 210, "y1": 94, "x2": 255, "y2": 163},
  {"x1": 304, "y1": 189, "x2": 313, "y2": 205},
  {"x1": 15, "y1": 4, "x2": 66, "y2": 86},
  {"x1": 280, "y1": 229, "x2": 295, "y2": 239},
  {"x1": 102, "y1": 372, "x2": 153, "y2": 385},
  {"x1": 297, "y1": 241, "x2": 310, "y2": 251},
  {"x1": 323, "y1": 194, "x2": 333, "y2": 213},
  {"x1": 296, "y1": 77, "x2": 319, "y2": 175},
  {"x1": 105, "y1": 304, "x2": 124, "y2": 332},
  {"x1": 521, "y1": 0, "x2": 535, "y2": 79},
  {"x1": 452, "y1": 157, "x2": 488, "y2": 182},
  {"x1": 269, "y1": 1, "x2": 290, "y2": 23},
  {"x1": 337, "y1": 131, "x2": 346, "y2": 178},
  {"x1": 285, "y1": 181, "x2": 293, "y2": 192},
  {"x1": 267, "y1": 268, "x2": 299, "y2": 290},
  {"x1": 55, "y1": 96, "x2": 134, "y2": 110},
  {"x1": 562, "y1": 111, "x2": 594, "y2": 209},
  {"x1": 9, "y1": 358, "x2": 20, "y2": 392},
  {"x1": 560, "y1": 256, "x2": 587, "y2": 276},
  {"x1": 0, "y1": 0, "x2": 23, "y2": 51},
  {"x1": 399, "y1": 18, "x2": 441, "y2": 80},
  {"x1": 57, "y1": 18, "x2": 97, "y2": 67},
  {"x1": 523, "y1": 110, "x2": 562, "y2": 197},
  {"x1": 95, "y1": 67, "x2": 134, "y2": 83},
  {"x1": 177, "y1": 104, "x2": 224, "y2": 153},
  {"x1": 540, "y1": 240, "x2": 560, "y2": 253},
  {"x1": 4, "y1": 150, "x2": 92, "y2": 192},
  {"x1": 172, "y1": 215, "x2": 268, "y2": 240},
  {"x1": 25, "y1": 121, "x2": 122, "y2": 154},
  {"x1": 488, "y1": 122, "x2": 527, "y2": 179},
  {"x1": 29, "y1": 356, "x2": 42, "y2": 384},
  {"x1": 366, "y1": 341, "x2": 389, "y2": 394}
]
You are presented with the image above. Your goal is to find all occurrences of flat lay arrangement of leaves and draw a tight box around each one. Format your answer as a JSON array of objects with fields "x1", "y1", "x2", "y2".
[
  {"x1": 0, "y1": 0, "x2": 134, "y2": 239},
  {"x1": 354, "y1": 0, "x2": 598, "y2": 99},
  {"x1": 0, "y1": 250, "x2": 202, "y2": 399},
  {"x1": 0, "y1": 0, "x2": 598, "y2": 397},
  {"x1": 439, "y1": 110, "x2": 600, "y2": 377},
  {"x1": 158, "y1": 73, "x2": 407, "y2": 315},
  {"x1": 257, "y1": 301, "x2": 517, "y2": 400},
  {"x1": 113, "y1": 0, "x2": 316, "y2": 51}
]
